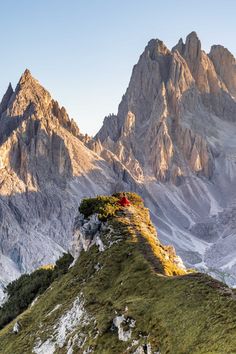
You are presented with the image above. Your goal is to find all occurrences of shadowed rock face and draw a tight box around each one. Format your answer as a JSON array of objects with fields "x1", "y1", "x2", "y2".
[
  {"x1": 0, "y1": 70, "x2": 136, "y2": 300},
  {"x1": 96, "y1": 32, "x2": 236, "y2": 285}
]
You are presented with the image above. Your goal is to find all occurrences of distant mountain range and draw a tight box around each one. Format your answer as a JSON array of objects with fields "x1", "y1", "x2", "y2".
[{"x1": 1, "y1": 31, "x2": 236, "y2": 301}]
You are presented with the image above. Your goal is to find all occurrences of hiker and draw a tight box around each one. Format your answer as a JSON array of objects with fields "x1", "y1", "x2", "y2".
[{"x1": 118, "y1": 195, "x2": 131, "y2": 207}]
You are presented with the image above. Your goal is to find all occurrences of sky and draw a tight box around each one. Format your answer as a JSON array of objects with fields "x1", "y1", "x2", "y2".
[{"x1": 0, "y1": 0, "x2": 235, "y2": 135}]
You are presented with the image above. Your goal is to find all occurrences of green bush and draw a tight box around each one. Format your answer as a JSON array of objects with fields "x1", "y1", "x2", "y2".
[
  {"x1": 53, "y1": 252, "x2": 74, "y2": 279},
  {"x1": 0, "y1": 268, "x2": 53, "y2": 329},
  {"x1": 79, "y1": 195, "x2": 120, "y2": 221},
  {"x1": 0, "y1": 252, "x2": 73, "y2": 329},
  {"x1": 79, "y1": 193, "x2": 144, "y2": 221}
]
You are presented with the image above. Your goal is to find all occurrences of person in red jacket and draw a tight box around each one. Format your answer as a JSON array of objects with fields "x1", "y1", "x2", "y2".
[{"x1": 118, "y1": 195, "x2": 131, "y2": 207}]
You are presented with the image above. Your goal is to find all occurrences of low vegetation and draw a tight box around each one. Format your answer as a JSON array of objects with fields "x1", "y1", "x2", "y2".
[
  {"x1": 79, "y1": 192, "x2": 143, "y2": 221},
  {"x1": 0, "y1": 193, "x2": 236, "y2": 353},
  {"x1": 0, "y1": 252, "x2": 73, "y2": 330},
  {"x1": 79, "y1": 195, "x2": 120, "y2": 221}
]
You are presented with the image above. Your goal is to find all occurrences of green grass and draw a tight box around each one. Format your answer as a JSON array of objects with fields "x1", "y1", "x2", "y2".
[
  {"x1": 1, "y1": 194, "x2": 236, "y2": 353},
  {"x1": 79, "y1": 195, "x2": 120, "y2": 221}
]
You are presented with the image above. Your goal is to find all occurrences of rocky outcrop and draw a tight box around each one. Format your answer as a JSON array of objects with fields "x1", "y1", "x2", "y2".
[
  {"x1": 0, "y1": 83, "x2": 14, "y2": 115},
  {"x1": 71, "y1": 213, "x2": 104, "y2": 259},
  {"x1": 209, "y1": 45, "x2": 236, "y2": 97}
]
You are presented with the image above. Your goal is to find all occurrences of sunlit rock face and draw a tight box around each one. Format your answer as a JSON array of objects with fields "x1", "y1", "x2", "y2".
[
  {"x1": 96, "y1": 32, "x2": 218, "y2": 182},
  {"x1": 209, "y1": 44, "x2": 236, "y2": 98},
  {"x1": 96, "y1": 32, "x2": 236, "y2": 285}
]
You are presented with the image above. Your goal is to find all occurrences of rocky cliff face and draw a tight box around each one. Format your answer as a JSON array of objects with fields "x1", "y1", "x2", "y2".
[
  {"x1": 96, "y1": 32, "x2": 236, "y2": 285},
  {"x1": 0, "y1": 70, "x2": 135, "y2": 299},
  {"x1": 96, "y1": 31, "x2": 234, "y2": 181}
]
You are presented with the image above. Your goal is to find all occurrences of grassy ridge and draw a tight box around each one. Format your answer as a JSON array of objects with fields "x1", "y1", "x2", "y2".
[{"x1": 0, "y1": 193, "x2": 236, "y2": 353}]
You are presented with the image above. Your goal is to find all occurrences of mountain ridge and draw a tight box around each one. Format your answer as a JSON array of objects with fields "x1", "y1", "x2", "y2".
[
  {"x1": 0, "y1": 69, "x2": 129, "y2": 302},
  {"x1": 1, "y1": 193, "x2": 236, "y2": 354},
  {"x1": 1, "y1": 31, "x2": 236, "y2": 302},
  {"x1": 95, "y1": 31, "x2": 236, "y2": 285}
]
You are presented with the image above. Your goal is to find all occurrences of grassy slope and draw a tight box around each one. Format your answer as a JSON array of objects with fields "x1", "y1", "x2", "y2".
[{"x1": 1, "y1": 195, "x2": 236, "y2": 354}]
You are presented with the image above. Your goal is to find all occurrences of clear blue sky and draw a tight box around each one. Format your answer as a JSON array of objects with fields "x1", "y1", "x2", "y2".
[{"x1": 0, "y1": 0, "x2": 235, "y2": 135}]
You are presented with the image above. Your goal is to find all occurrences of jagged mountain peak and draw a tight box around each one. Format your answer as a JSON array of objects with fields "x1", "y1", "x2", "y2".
[
  {"x1": 10, "y1": 69, "x2": 52, "y2": 116},
  {"x1": 0, "y1": 69, "x2": 84, "y2": 147},
  {"x1": 0, "y1": 69, "x2": 96, "y2": 195},
  {"x1": 4, "y1": 82, "x2": 13, "y2": 95},
  {"x1": 18, "y1": 68, "x2": 35, "y2": 83},
  {"x1": 185, "y1": 30, "x2": 200, "y2": 41},
  {"x1": 183, "y1": 31, "x2": 202, "y2": 66},
  {"x1": 0, "y1": 68, "x2": 123, "y2": 293},
  {"x1": 172, "y1": 31, "x2": 200, "y2": 51},
  {"x1": 145, "y1": 38, "x2": 171, "y2": 58},
  {"x1": 209, "y1": 43, "x2": 234, "y2": 58},
  {"x1": 172, "y1": 37, "x2": 184, "y2": 53},
  {"x1": 0, "y1": 82, "x2": 14, "y2": 115},
  {"x1": 171, "y1": 31, "x2": 202, "y2": 73},
  {"x1": 15, "y1": 68, "x2": 49, "y2": 97},
  {"x1": 95, "y1": 33, "x2": 236, "y2": 285},
  {"x1": 209, "y1": 44, "x2": 236, "y2": 96}
]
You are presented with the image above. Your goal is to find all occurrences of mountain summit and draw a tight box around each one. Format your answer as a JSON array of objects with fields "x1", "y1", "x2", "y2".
[
  {"x1": 1, "y1": 32, "x2": 236, "y2": 303},
  {"x1": 96, "y1": 32, "x2": 236, "y2": 285},
  {"x1": 0, "y1": 70, "x2": 130, "y2": 301},
  {"x1": 96, "y1": 31, "x2": 236, "y2": 181},
  {"x1": 0, "y1": 69, "x2": 82, "y2": 145}
]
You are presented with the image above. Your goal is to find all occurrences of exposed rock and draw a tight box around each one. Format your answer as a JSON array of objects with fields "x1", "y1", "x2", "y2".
[
  {"x1": 33, "y1": 295, "x2": 92, "y2": 353},
  {"x1": 96, "y1": 32, "x2": 216, "y2": 181},
  {"x1": 113, "y1": 315, "x2": 135, "y2": 341},
  {"x1": 2, "y1": 31, "x2": 236, "y2": 295},
  {"x1": 71, "y1": 213, "x2": 103, "y2": 259},
  {"x1": 0, "y1": 83, "x2": 14, "y2": 115},
  {"x1": 209, "y1": 45, "x2": 236, "y2": 97},
  {"x1": 0, "y1": 71, "x2": 133, "y2": 298},
  {"x1": 96, "y1": 32, "x2": 236, "y2": 285},
  {"x1": 12, "y1": 321, "x2": 20, "y2": 334}
]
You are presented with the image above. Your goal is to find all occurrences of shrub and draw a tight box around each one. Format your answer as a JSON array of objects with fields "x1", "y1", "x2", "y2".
[
  {"x1": 79, "y1": 196, "x2": 120, "y2": 221},
  {"x1": 53, "y1": 252, "x2": 74, "y2": 279},
  {"x1": 0, "y1": 268, "x2": 53, "y2": 329},
  {"x1": 0, "y1": 252, "x2": 73, "y2": 329},
  {"x1": 79, "y1": 193, "x2": 144, "y2": 221}
]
